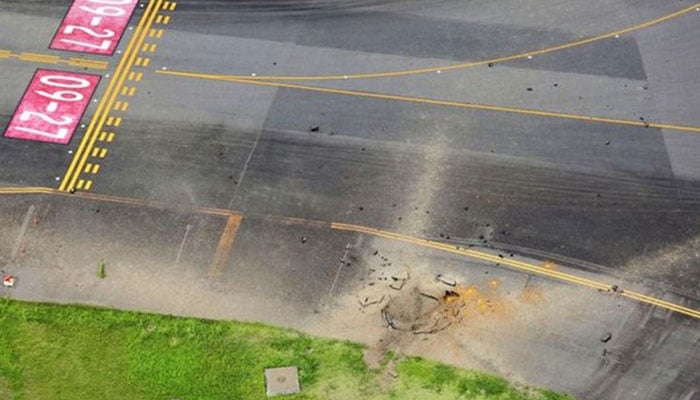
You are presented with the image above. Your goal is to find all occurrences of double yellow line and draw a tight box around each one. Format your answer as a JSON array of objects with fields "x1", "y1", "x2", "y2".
[
  {"x1": 0, "y1": 187, "x2": 55, "y2": 195},
  {"x1": 58, "y1": 0, "x2": 163, "y2": 192},
  {"x1": 0, "y1": 50, "x2": 108, "y2": 70},
  {"x1": 1, "y1": 186, "x2": 698, "y2": 319},
  {"x1": 331, "y1": 222, "x2": 700, "y2": 319}
]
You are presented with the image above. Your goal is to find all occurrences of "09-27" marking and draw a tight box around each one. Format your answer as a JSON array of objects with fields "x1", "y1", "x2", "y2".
[
  {"x1": 50, "y1": 0, "x2": 139, "y2": 55},
  {"x1": 4, "y1": 69, "x2": 100, "y2": 144}
]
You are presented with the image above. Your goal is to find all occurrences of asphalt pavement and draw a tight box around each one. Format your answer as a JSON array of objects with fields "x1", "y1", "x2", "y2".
[{"x1": 1, "y1": 0, "x2": 699, "y2": 398}]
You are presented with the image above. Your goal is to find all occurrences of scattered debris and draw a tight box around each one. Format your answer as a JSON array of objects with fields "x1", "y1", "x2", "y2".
[
  {"x1": 391, "y1": 271, "x2": 409, "y2": 282},
  {"x1": 360, "y1": 295, "x2": 385, "y2": 307},
  {"x1": 381, "y1": 308, "x2": 398, "y2": 329},
  {"x1": 3, "y1": 275, "x2": 15, "y2": 287},
  {"x1": 389, "y1": 280, "x2": 405, "y2": 290},
  {"x1": 300, "y1": 236, "x2": 308, "y2": 244},
  {"x1": 309, "y1": 125, "x2": 320, "y2": 132},
  {"x1": 526, "y1": 87, "x2": 533, "y2": 91},
  {"x1": 600, "y1": 332, "x2": 612, "y2": 343},
  {"x1": 610, "y1": 284, "x2": 623, "y2": 293},
  {"x1": 435, "y1": 274, "x2": 456, "y2": 287},
  {"x1": 419, "y1": 291, "x2": 440, "y2": 302}
]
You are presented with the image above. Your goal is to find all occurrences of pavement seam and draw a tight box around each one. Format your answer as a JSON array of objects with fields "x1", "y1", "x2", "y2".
[{"x1": 156, "y1": 70, "x2": 700, "y2": 135}]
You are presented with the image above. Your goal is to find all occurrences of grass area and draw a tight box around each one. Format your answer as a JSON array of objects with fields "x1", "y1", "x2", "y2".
[{"x1": 0, "y1": 299, "x2": 574, "y2": 400}]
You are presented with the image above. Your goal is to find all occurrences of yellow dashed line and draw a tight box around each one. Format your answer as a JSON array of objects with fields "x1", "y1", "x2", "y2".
[
  {"x1": 120, "y1": 101, "x2": 129, "y2": 111},
  {"x1": 91, "y1": 148, "x2": 100, "y2": 157},
  {"x1": 114, "y1": 101, "x2": 122, "y2": 110},
  {"x1": 155, "y1": 29, "x2": 164, "y2": 39},
  {"x1": 84, "y1": 180, "x2": 93, "y2": 190},
  {"x1": 84, "y1": 163, "x2": 93, "y2": 173},
  {"x1": 99, "y1": 148, "x2": 108, "y2": 158},
  {"x1": 0, "y1": 50, "x2": 11, "y2": 58},
  {"x1": 59, "y1": 0, "x2": 164, "y2": 192},
  {"x1": 76, "y1": 179, "x2": 85, "y2": 190},
  {"x1": 135, "y1": 57, "x2": 143, "y2": 66},
  {"x1": 156, "y1": 15, "x2": 164, "y2": 24},
  {"x1": 163, "y1": 15, "x2": 170, "y2": 24},
  {"x1": 128, "y1": 87, "x2": 137, "y2": 96},
  {"x1": 98, "y1": 132, "x2": 107, "y2": 141},
  {"x1": 142, "y1": 58, "x2": 150, "y2": 67},
  {"x1": 127, "y1": 72, "x2": 144, "y2": 82},
  {"x1": 168, "y1": 2, "x2": 176, "y2": 11},
  {"x1": 106, "y1": 132, "x2": 115, "y2": 142},
  {"x1": 106, "y1": 116, "x2": 115, "y2": 126},
  {"x1": 92, "y1": 164, "x2": 101, "y2": 174}
]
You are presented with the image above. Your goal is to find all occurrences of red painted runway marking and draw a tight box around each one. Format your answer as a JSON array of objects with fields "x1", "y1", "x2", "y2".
[
  {"x1": 50, "y1": 0, "x2": 139, "y2": 55},
  {"x1": 4, "y1": 69, "x2": 100, "y2": 144}
]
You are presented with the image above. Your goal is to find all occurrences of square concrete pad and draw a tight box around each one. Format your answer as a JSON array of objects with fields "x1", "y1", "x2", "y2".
[{"x1": 264, "y1": 366, "x2": 300, "y2": 397}]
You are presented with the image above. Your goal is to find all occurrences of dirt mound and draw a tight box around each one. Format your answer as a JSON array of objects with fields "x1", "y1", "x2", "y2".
[{"x1": 381, "y1": 283, "x2": 509, "y2": 335}]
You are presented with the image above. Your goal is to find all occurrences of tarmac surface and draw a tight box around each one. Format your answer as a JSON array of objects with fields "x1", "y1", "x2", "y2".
[{"x1": 1, "y1": 1, "x2": 699, "y2": 399}]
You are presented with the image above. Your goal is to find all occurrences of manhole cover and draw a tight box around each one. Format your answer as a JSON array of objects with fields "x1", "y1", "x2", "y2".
[{"x1": 264, "y1": 366, "x2": 300, "y2": 397}]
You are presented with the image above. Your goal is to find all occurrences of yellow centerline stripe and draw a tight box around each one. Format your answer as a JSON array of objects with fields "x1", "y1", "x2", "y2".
[
  {"x1": 61, "y1": 0, "x2": 163, "y2": 192},
  {"x1": 156, "y1": 70, "x2": 700, "y2": 135},
  {"x1": 224, "y1": 2, "x2": 700, "y2": 82},
  {"x1": 329, "y1": 222, "x2": 700, "y2": 319},
  {"x1": 18, "y1": 53, "x2": 61, "y2": 62},
  {"x1": 331, "y1": 223, "x2": 610, "y2": 290},
  {"x1": 0, "y1": 186, "x2": 697, "y2": 318},
  {"x1": 621, "y1": 290, "x2": 700, "y2": 318},
  {"x1": 0, "y1": 49, "x2": 108, "y2": 69}
]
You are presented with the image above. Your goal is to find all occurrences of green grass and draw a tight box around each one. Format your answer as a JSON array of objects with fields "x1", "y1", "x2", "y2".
[
  {"x1": 0, "y1": 299, "x2": 575, "y2": 400},
  {"x1": 97, "y1": 260, "x2": 106, "y2": 279}
]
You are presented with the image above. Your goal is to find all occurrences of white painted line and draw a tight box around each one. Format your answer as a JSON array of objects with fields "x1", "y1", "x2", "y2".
[
  {"x1": 174, "y1": 224, "x2": 193, "y2": 266},
  {"x1": 11, "y1": 205, "x2": 36, "y2": 261},
  {"x1": 46, "y1": 101, "x2": 58, "y2": 113},
  {"x1": 90, "y1": 16, "x2": 102, "y2": 26}
]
